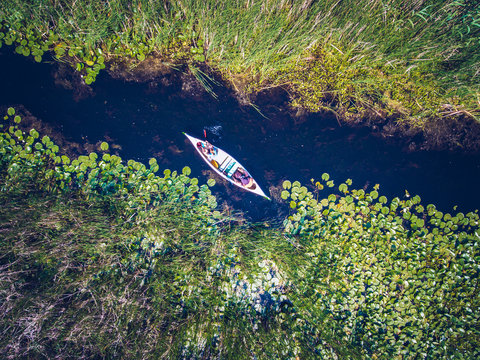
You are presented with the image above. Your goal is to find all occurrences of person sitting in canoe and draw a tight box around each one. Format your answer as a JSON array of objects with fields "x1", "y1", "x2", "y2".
[
  {"x1": 197, "y1": 141, "x2": 217, "y2": 157},
  {"x1": 233, "y1": 167, "x2": 255, "y2": 189}
]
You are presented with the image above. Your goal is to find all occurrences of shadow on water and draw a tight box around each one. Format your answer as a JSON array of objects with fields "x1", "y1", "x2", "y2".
[{"x1": 1, "y1": 48, "x2": 480, "y2": 221}]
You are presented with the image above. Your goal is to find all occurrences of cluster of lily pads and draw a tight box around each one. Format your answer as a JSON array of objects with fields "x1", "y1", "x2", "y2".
[
  {"x1": 1, "y1": 107, "x2": 217, "y2": 219},
  {"x1": 281, "y1": 175, "x2": 480, "y2": 357},
  {"x1": 0, "y1": 18, "x2": 204, "y2": 86},
  {"x1": 0, "y1": 23, "x2": 107, "y2": 84}
]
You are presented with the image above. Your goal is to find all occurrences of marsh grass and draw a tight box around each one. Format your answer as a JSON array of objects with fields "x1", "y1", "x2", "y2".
[{"x1": 0, "y1": 190, "x2": 357, "y2": 358}]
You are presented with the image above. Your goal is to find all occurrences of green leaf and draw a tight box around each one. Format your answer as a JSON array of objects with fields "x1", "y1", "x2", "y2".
[
  {"x1": 281, "y1": 190, "x2": 290, "y2": 200},
  {"x1": 207, "y1": 178, "x2": 215, "y2": 187},
  {"x1": 321, "y1": 173, "x2": 329, "y2": 181},
  {"x1": 7, "y1": 107, "x2": 15, "y2": 116},
  {"x1": 182, "y1": 166, "x2": 191, "y2": 176},
  {"x1": 282, "y1": 180, "x2": 291, "y2": 189},
  {"x1": 100, "y1": 142, "x2": 109, "y2": 151},
  {"x1": 14, "y1": 115, "x2": 21, "y2": 123}
]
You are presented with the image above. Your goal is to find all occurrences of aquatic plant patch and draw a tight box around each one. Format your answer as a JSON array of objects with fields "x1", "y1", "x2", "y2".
[{"x1": 281, "y1": 176, "x2": 480, "y2": 358}]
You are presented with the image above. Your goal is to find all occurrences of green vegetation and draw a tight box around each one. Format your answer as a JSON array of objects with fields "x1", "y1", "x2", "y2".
[
  {"x1": 282, "y1": 177, "x2": 480, "y2": 357},
  {"x1": 1, "y1": 1, "x2": 479, "y2": 133},
  {"x1": 0, "y1": 107, "x2": 353, "y2": 358},
  {"x1": 1, "y1": 108, "x2": 479, "y2": 358}
]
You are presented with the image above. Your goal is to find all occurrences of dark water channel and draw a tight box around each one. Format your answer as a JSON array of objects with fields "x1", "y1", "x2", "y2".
[{"x1": 1, "y1": 48, "x2": 480, "y2": 221}]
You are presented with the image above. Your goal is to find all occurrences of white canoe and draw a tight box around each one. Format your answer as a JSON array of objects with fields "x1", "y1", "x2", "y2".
[{"x1": 184, "y1": 133, "x2": 271, "y2": 200}]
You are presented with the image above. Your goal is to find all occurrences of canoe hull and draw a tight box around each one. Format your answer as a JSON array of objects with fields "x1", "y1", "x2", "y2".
[{"x1": 184, "y1": 133, "x2": 270, "y2": 200}]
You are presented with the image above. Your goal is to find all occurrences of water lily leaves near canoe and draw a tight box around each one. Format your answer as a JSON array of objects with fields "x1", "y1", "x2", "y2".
[
  {"x1": 281, "y1": 190, "x2": 290, "y2": 200},
  {"x1": 149, "y1": 158, "x2": 157, "y2": 167},
  {"x1": 207, "y1": 178, "x2": 215, "y2": 187},
  {"x1": 100, "y1": 142, "x2": 109, "y2": 151},
  {"x1": 282, "y1": 180, "x2": 291, "y2": 189},
  {"x1": 182, "y1": 166, "x2": 191, "y2": 176},
  {"x1": 14, "y1": 115, "x2": 21, "y2": 124},
  {"x1": 7, "y1": 107, "x2": 15, "y2": 116},
  {"x1": 321, "y1": 173, "x2": 329, "y2": 181}
]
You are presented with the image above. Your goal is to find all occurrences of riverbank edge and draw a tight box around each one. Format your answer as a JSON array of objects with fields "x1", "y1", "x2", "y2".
[
  {"x1": 1, "y1": 26, "x2": 479, "y2": 152},
  {"x1": 106, "y1": 53, "x2": 480, "y2": 153}
]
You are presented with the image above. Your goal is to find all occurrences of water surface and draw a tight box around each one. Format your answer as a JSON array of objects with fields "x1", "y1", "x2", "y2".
[{"x1": 1, "y1": 49, "x2": 479, "y2": 220}]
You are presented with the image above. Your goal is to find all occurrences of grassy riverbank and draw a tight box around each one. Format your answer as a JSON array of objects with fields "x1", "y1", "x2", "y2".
[
  {"x1": 1, "y1": 1, "x2": 479, "y2": 142},
  {"x1": 1, "y1": 108, "x2": 479, "y2": 358}
]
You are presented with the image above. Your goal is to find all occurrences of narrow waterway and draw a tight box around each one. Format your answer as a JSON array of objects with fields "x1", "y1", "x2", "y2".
[{"x1": 1, "y1": 48, "x2": 479, "y2": 220}]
